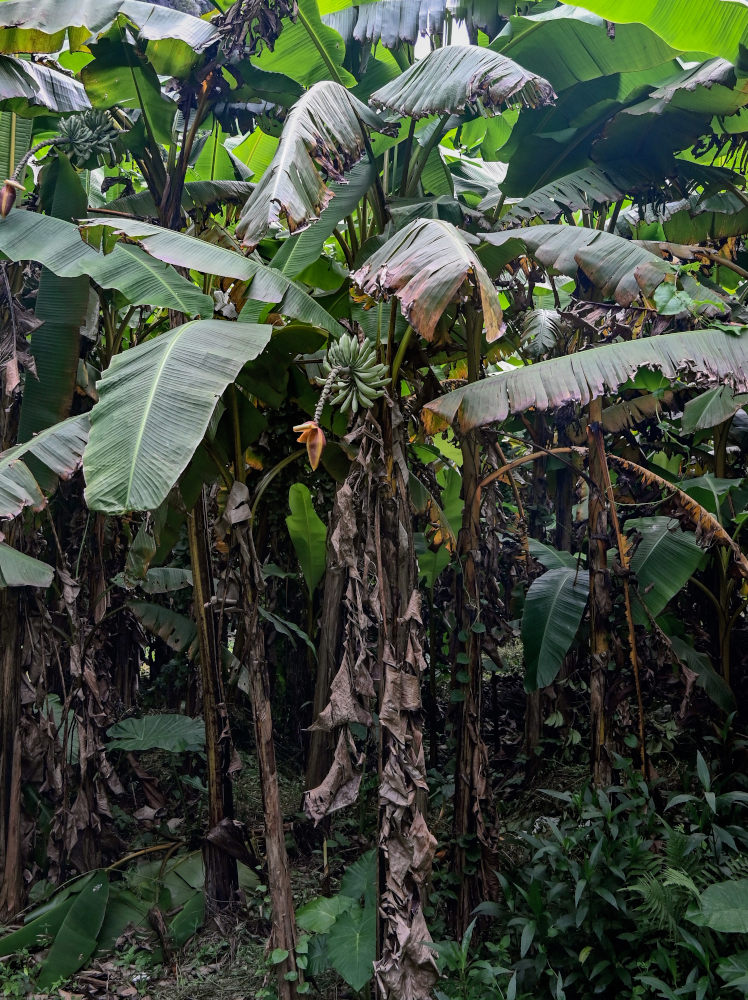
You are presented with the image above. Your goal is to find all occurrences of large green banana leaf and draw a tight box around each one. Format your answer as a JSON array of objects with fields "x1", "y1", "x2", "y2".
[
  {"x1": 522, "y1": 566, "x2": 588, "y2": 691},
  {"x1": 423, "y1": 328, "x2": 748, "y2": 433},
  {"x1": 0, "y1": 210, "x2": 212, "y2": 316},
  {"x1": 370, "y1": 44, "x2": 555, "y2": 119},
  {"x1": 88, "y1": 216, "x2": 341, "y2": 335},
  {"x1": 16, "y1": 155, "x2": 88, "y2": 447},
  {"x1": 0, "y1": 414, "x2": 90, "y2": 519},
  {"x1": 83, "y1": 320, "x2": 272, "y2": 514},
  {"x1": 0, "y1": 109, "x2": 31, "y2": 176},
  {"x1": 235, "y1": 81, "x2": 388, "y2": 249},
  {"x1": 626, "y1": 516, "x2": 705, "y2": 624},
  {"x1": 574, "y1": 0, "x2": 748, "y2": 64},
  {"x1": 0, "y1": 0, "x2": 217, "y2": 56},
  {"x1": 492, "y1": 7, "x2": 680, "y2": 92},
  {"x1": 0, "y1": 55, "x2": 90, "y2": 114},
  {"x1": 106, "y1": 180, "x2": 255, "y2": 217},
  {"x1": 0, "y1": 544, "x2": 54, "y2": 588},
  {"x1": 252, "y1": 0, "x2": 356, "y2": 89},
  {"x1": 482, "y1": 224, "x2": 673, "y2": 305},
  {"x1": 353, "y1": 218, "x2": 503, "y2": 342}
]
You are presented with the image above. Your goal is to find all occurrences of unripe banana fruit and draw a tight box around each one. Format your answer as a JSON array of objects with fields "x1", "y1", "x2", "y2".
[{"x1": 316, "y1": 333, "x2": 390, "y2": 415}]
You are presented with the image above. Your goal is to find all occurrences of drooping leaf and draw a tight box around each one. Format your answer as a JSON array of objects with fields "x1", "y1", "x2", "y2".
[
  {"x1": 0, "y1": 0, "x2": 218, "y2": 56},
  {"x1": 286, "y1": 483, "x2": 327, "y2": 595},
  {"x1": 527, "y1": 538, "x2": 578, "y2": 571},
  {"x1": 83, "y1": 321, "x2": 272, "y2": 514},
  {"x1": 483, "y1": 224, "x2": 674, "y2": 306},
  {"x1": 626, "y1": 516, "x2": 705, "y2": 624},
  {"x1": 353, "y1": 218, "x2": 502, "y2": 342},
  {"x1": 522, "y1": 566, "x2": 588, "y2": 691},
  {"x1": 370, "y1": 44, "x2": 555, "y2": 119},
  {"x1": 36, "y1": 872, "x2": 109, "y2": 990},
  {"x1": 258, "y1": 606, "x2": 316, "y2": 654},
  {"x1": 106, "y1": 714, "x2": 205, "y2": 753},
  {"x1": 106, "y1": 179, "x2": 255, "y2": 217},
  {"x1": 235, "y1": 81, "x2": 389, "y2": 249},
  {"x1": 0, "y1": 414, "x2": 89, "y2": 519},
  {"x1": 0, "y1": 54, "x2": 90, "y2": 114},
  {"x1": 114, "y1": 566, "x2": 194, "y2": 594},
  {"x1": 127, "y1": 601, "x2": 197, "y2": 657},
  {"x1": 668, "y1": 636, "x2": 736, "y2": 713},
  {"x1": 521, "y1": 308, "x2": 563, "y2": 358},
  {"x1": 423, "y1": 328, "x2": 748, "y2": 434},
  {"x1": 0, "y1": 210, "x2": 213, "y2": 317},
  {"x1": 86, "y1": 217, "x2": 341, "y2": 335},
  {"x1": 0, "y1": 544, "x2": 54, "y2": 588}
]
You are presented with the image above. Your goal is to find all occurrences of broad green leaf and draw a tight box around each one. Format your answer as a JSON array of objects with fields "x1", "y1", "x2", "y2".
[
  {"x1": 668, "y1": 636, "x2": 735, "y2": 713},
  {"x1": 83, "y1": 320, "x2": 272, "y2": 513},
  {"x1": 325, "y1": 902, "x2": 376, "y2": 992},
  {"x1": 0, "y1": 210, "x2": 213, "y2": 316},
  {"x1": 627, "y1": 516, "x2": 705, "y2": 624},
  {"x1": 354, "y1": 219, "x2": 502, "y2": 342},
  {"x1": 114, "y1": 566, "x2": 193, "y2": 594},
  {"x1": 96, "y1": 887, "x2": 150, "y2": 951},
  {"x1": 87, "y1": 217, "x2": 341, "y2": 335},
  {"x1": 0, "y1": 544, "x2": 53, "y2": 588},
  {"x1": 340, "y1": 848, "x2": 376, "y2": 905},
  {"x1": 235, "y1": 81, "x2": 387, "y2": 249},
  {"x1": 573, "y1": 0, "x2": 748, "y2": 64},
  {"x1": 493, "y1": 7, "x2": 679, "y2": 92},
  {"x1": 286, "y1": 483, "x2": 327, "y2": 595},
  {"x1": 0, "y1": 54, "x2": 90, "y2": 114},
  {"x1": 528, "y1": 538, "x2": 578, "y2": 571},
  {"x1": 169, "y1": 890, "x2": 205, "y2": 947},
  {"x1": 424, "y1": 328, "x2": 748, "y2": 433},
  {"x1": 258, "y1": 606, "x2": 316, "y2": 654},
  {"x1": 0, "y1": 109, "x2": 32, "y2": 177},
  {"x1": 370, "y1": 44, "x2": 555, "y2": 119},
  {"x1": 682, "y1": 386, "x2": 748, "y2": 434},
  {"x1": 0, "y1": 896, "x2": 77, "y2": 958},
  {"x1": 522, "y1": 567, "x2": 588, "y2": 691},
  {"x1": 17, "y1": 155, "x2": 88, "y2": 449},
  {"x1": 0, "y1": 414, "x2": 89, "y2": 519},
  {"x1": 106, "y1": 714, "x2": 205, "y2": 753},
  {"x1": 695, "y1": 879, "x2": 748, "y2": 933},
  {"x1": 36, "y1": 871, "x2": 109, "y2": 990},
  {"x1": 679, "y1": 475, "x2": 743, "y2": 517},
  {"x1": 253, "y1": 0, "x2": 356, "y2": 89},
  {"x1": 107, "y1": 179, "x2": 255, "y2": 217}
]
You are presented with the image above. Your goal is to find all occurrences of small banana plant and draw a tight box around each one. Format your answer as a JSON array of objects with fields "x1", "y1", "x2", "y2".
[{"x1": 294, "y1": 333, "x2": 390, "y2": 469}]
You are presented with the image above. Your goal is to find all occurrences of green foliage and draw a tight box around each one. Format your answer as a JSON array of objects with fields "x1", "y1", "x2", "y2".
[
  {"x1": 286, "y1": 483, "x2": 327, "y2": 595},
  {"x1": 106, "y1": 713, "x2": 206, "y2": 753}
]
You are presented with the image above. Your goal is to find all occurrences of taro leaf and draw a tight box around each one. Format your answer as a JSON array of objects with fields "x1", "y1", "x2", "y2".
[
  {"x1": 169, "y1": 891, "x2": 205, "y2": 948},
  {"x1": 423, "y1": 327, "x2": 748, "y2": 434},
  {"x1": 36, "y1": 872, "x2": 109, "y2": 990},
  {"x1": 682, "y1": 386, "x2": 748, "y2": 434},
  {"x1": 235, "y1": 81, "x2": 389, "y2": 249},
  {"x1": 296, "y1": 894, "x2": 354, "y2": 934},
  {"x1": 370, "y1": 44, "x2": 555, "y2": 119},
  {"x1": 326, "y1": 902, "x2": 376, "y2": 992},
  {"x1": 0, "y1": 544, "x2": 53, "y2": 588},
  {"x1": 340, "y1": 848, "x2": 376, "y2": 906},
  {"x1": 353, "y1": 218, "x2": 502, "y2": 342},
  {"x1": 527, "y1": 538, "x2": 578, "y2": 571},
  {"x1": 83, "y1": 320, "x2": 272, "y2": 514},
  {"x1": 669, "y1": 636, "x2": 735, "y2": 713},
  {"x1": 522, "y1": 567, "x2": 588, "y2": 691},
  {"x1": 627, "y1": 517, "x2": 705, "y2": 624},
  {"x1": 286, "y1": 483, "x2": 327, "y2": 595},
  {"x1": 694, "y1": 879, "x2": 748, "y2": 933},
  {"x1": 106, "y1": 714, "x2": 205, "y2": 753}
]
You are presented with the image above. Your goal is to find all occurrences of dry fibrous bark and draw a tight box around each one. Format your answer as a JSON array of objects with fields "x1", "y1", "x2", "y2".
[{"x1": 304, "y1": 405, "x2": 437, "y2": 1000}]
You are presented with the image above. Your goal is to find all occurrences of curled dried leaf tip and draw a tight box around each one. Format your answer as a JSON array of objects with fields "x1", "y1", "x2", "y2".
[
  {"x1": 0, "y1": 179, "x2": 24, "y2": 218},
  {"x1": 293, "y1": 420, "x2": 326, "y2": 471}
]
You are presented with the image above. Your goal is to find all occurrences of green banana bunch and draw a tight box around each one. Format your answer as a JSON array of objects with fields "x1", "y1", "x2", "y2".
[
  {"x1": 56, "y1": 110, "x2": 120, "y2": 168},
  {"x1": 316, "y1": 333, "x2": 390, "y2": 416}
]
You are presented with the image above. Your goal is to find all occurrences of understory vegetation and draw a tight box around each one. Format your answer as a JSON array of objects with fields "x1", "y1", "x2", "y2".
[{"x1": 2, "y1": 1, "x2": 748, "y2": 998}]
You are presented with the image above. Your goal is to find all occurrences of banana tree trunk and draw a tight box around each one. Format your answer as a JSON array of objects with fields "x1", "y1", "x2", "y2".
[
  {"x1": 187, "y1": 488, "x2": 238, "y2": 911},
  {"x1": 0, "y1": 585, "x2": 22, "y2": 920},
  {"x1": 587, "y1": 399, "x2": 613, "y2": 787},
  {"x1": 238, "y1": 526, "x2": 299, "y2": 1000}
]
